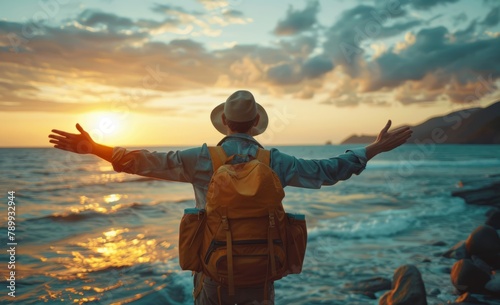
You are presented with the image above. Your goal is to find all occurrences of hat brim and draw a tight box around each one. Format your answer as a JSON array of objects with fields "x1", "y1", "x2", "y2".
[{"x1": 210, "y1": 102, "x2": 268, "y2": 136}]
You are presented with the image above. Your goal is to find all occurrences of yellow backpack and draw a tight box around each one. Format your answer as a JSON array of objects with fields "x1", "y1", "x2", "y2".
[{"x1": 179, "y1": 146, "x2": 307, "y2": 296}]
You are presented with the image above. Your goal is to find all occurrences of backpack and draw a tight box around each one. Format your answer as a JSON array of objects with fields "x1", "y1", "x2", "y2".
[{"x1": 178, "y1": 146, "x2": 307, "y2": 296}]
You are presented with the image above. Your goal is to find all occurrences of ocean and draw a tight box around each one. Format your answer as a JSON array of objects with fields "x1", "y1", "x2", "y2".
[{"x1": 1, "y1": 144, "x2": 499, "y2": 305}]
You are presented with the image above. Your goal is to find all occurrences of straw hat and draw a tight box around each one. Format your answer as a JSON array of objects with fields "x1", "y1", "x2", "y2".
[{"x1": 210, "y1": 90, "x2": 268, "y2": 136}]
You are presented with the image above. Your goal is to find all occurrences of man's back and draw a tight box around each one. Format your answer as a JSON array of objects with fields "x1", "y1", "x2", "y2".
[{"x1": 110, "y1": 133, "x2": 368, "y2": 209}]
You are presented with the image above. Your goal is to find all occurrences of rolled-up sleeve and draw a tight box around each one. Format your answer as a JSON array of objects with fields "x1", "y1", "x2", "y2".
[
  {"x1": 111, "y1": 146, "x2": 200, "y2": 182},
  {"x1": 272, "y1": 147, "x2": 367, "y2": 188}
]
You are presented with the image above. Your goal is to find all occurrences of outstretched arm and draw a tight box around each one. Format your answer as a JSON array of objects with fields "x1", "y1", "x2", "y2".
[
  {"x1": 48, "y1": 123, "x2": 113, "y2": 162},
  {"x1": 49, "y1": 123, "x2": 198, "y2": 183},
  {"x1": 365, "y1": 120, "x2": 412, "y2": 160}
]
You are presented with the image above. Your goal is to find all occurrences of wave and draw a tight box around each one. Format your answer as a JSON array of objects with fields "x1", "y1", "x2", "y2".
[
  {"x1": 367, "y1": 158, "x2": 500, "y2": 169},
  {"x1": 26, "y1": 197, "x2": 193, "y2": 223},
  {"x1": 29, "y1": 202, "x2": 149, "y2": 222},
  {"x1": 309, "y1": 212, "x2": 415, "y2": 240},
  {"x1": 128, "y1": 177, "x2": 162, "y2": 183},
  {"x1": 27, "y1": 176, "x2": 164, "y2": 194},
  {"x1": 308, "y1": 196, "x2": 468, "y2": 240}
]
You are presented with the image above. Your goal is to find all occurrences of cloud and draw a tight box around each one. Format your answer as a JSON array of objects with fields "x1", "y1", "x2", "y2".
[
  {"x1": 212, "y1": 9, "x2": 252, "y2": 26},
  {"x1": 73, "y1": 8, "x2": 193, "y2": 36},
  {"x1": 0, "y1": 13, "x2": 333, "y2": 114},
  {"x1": 301, "y1": 55, "x2": 334, "y2": 78},
  {"x1": 273, "y1": 0, "x2": 320, "y2": 36},
  {"x1": 321, "y1": 91, "x2": 388, "y2": 108},
  {"x1": 267, "y1": 63, "x2": 300, "y2": 85},
  {"x1": 393, "y1": 78, "x2": 445, "y2": 104},
  {"x1": 151, "y1": 3, "x2": 199, "y2": 15},
  {"x1": 1, "y1": 1, "x2": 499, "y2": 113},
  {"x1": 408, "y1": 0, "x2": 460, "y2": 10},
  {"x1": 197, "y1": 0, "x2": 234, "y2": 11},
  {"x1": 452, "y1": 12, "x2": 468, "y2": 26},
  {"x1": 77, "y1": 10, "x2": 135, "y2": 32},
  {"x1": 363, "y1": 26, "x2": 500, "y2": 103},
  {"x1": 265, "y1": 55, "x2": 333, "y2": 85},
  {"x1": 481, "y1": 6, "x2": 500, "y2": 27},
  {"x1": 453, "y1": 20, "x2": 477, "y2": 42},
  {"x1": 0, "y1": 81, "x2": 39, "y2": 94},
  {"x1": 222, "y1": 9, "x2": 243, "y2": 18},
  {"x1": 150, "y1": 2, "x2": 251, "y2": 35},
  {"x1": 0, "y1": 79, "x2": 176, "y2": 114},
  {"x1": 0, "y1": 19, "x2": 219, "y2": 113},
  {"x1": 377, "y1": 20, "x2": 422, "y2": 39},
  {"x1": 321, "y1": 4, "x2": 417, "y2": 76},
  {"x1": 278, "y1": 35, "x2": 317, "y2": 57},
  {"x1": 426, "y1": 14, "x2": 443, "y2": 25}
]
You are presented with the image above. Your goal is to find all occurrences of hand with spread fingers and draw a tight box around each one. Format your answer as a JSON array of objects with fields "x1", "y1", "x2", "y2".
[
  {"x1": 366, "y1": 120, "x2": 413, "y2": 160},
  {"x1": 48, "y1": 123, "x2": 95, "y2": 154}
]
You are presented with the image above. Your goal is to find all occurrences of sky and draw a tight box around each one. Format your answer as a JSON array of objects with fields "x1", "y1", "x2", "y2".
[{"x1": 0, "y1": 0, "x2": 499, "y2": 147}]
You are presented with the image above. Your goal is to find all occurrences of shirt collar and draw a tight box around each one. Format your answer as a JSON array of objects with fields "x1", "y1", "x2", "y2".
[{"x1": 217, "y1": 133, "x2": 264, "y2": 148}]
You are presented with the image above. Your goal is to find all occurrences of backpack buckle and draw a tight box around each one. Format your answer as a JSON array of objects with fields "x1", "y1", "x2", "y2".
[
  {"x1": 222, "y1": 216, "x2": 229, "y2": 230},
  {"x1": 269, "y1": 213, "x2": 275, "y2": 228}
]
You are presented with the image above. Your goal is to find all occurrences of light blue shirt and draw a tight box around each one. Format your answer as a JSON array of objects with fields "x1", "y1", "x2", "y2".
[{"x1": 111, "y1": 134, "x2": 367, "y2": 208}]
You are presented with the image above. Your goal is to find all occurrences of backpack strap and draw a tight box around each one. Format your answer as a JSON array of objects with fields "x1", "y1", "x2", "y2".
[
  {"x1": 255, "y1": 148, "x2": 270, "y2": 165},
  {"x1": 192, "y1": 272, "x2": 205, "y2": 299},
  {"x1": 209, "y1": 147, "x2": 271, "y2": 170},
  {"x1": 222, "y1": 209, "x2": 235, "y2": 297},
  {"x1": 208, "y1": 146, "x2": 228, "y2": 172}
]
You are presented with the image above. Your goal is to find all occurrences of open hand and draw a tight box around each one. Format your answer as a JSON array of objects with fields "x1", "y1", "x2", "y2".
[
  {"x1": 366, "y1": 120, "x2": 413, "y2": 160},
  {"x1": 48, "y1": 124, "x2": 95, "y2": 154}
]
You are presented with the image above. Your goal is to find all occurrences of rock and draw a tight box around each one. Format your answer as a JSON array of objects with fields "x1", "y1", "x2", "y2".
[
  {"x1": 427, "y1": 288, "x2": 440, "y2": 296},
  {"x1": 485, "y1": 209, "x2": 500, "y2": 230},
  {"x1": 443, "y1": 240, "x2": 468, "y2": 259},
  {"x1": 340, "y1": 134, "x2": 376, "y2": 144},
  {"x1": 410, "y1": 254, "x2": 432, "y2": 263},
  {"x1": 343, "y1": 277, "x2": 392, "y2": 296},
  {"x1": 451, "y1": 259, "x2": 491, "y2": 294},
  {"x1": 441, "y1": 266, "x2": 452, "y2": 274},
  {"x1": 430, "y1": 241, "x2": 447, "y2": 247},
  {"x1": 452, "y1": 181, "x2": 500, "y2": 207},
  {"x1": 485, "y1": 275, "x2": 500, "y2": 293},
  {"x1": 453, "y1": 292, "x2": 489, "y2": 304},
  {"x1": 343, "y1": 102, "x2": 500, "y2": 145},
  {"x1": 465, "y1": 225, "x2": 500, "y2": 268},
  {"x1": 487, "y1": 255, "x2": 500, "y2": 270},
  {"x1": 358, "y1": 291, "x2": 377, "y2": 299},
  {"x1": 471, "y1": 256, "x2": 493, "y2": 274},
  {"x1": 378, "y1": 265, "x2": 427, "y2": 305}
]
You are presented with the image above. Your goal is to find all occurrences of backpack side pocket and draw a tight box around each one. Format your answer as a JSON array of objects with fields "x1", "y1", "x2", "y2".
[
  {"x1": 285, "y1": 213, "x2": 307, "y2": 274},
  {"x1": 179, "y1": 208, "x2": 206, "y2": 272}
]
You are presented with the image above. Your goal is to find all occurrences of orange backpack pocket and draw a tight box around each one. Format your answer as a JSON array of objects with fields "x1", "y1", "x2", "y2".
[
  {"x1": 285, "y1": 213, "x2": 307, "y2": 274},
  {"x1": 204, "y1": 238, "x2": 287, "y2": 287},
  {"x1": 178, "y1": 208, "x2": 206, "y2": 272}
]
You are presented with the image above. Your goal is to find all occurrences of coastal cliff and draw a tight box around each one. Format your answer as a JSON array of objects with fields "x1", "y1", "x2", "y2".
[{"x1": 341, "y1": 101, "x2": 500, "y2": 145}]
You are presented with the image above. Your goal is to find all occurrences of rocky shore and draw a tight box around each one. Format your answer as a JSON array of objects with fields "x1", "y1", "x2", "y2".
[{"x1": 342, "y1": 175, "x2": 500, "y2": 305}]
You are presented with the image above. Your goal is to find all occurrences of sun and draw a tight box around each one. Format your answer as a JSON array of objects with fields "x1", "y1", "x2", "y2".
[{"x1": 82, "y1": 111, "x2": 122, "y2": 140}]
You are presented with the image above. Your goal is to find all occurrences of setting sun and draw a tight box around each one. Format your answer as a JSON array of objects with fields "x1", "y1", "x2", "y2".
[
  {"x1": 82, "y1": 111, "x2": 122, "y2": 137},
  {"x1": 76, "y1": 111, "x2": 138, "y2": 147}
]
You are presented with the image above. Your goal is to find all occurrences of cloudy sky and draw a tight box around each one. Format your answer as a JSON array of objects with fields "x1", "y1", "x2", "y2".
[{"x1": 1, "y1": 0, "x2": 499, "y2": 147}]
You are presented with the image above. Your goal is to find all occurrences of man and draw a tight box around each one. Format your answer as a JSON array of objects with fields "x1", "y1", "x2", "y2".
[{"x1": 48, "y1": 90, "x2": 412, "y2": 304}]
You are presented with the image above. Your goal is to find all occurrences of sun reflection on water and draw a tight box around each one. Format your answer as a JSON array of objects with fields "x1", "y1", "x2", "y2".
[
  {"x1": 103, "y1": 194, "x2": 122, "y2": 203},
  {"x1": 59, "y1": 228, "x2": 172, "y2": 273},
  {"x1": 42, "y1": 227, "x2": 174, "y2": 304},
  {"x1": 56, "y1": 194, "x2": 131, "y2": 217}
]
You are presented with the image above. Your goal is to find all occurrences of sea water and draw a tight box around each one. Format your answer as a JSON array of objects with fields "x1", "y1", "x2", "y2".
[{"x1": 0, "y1": 144, "x2": 499, "y2": 305}]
